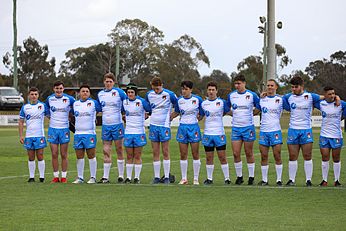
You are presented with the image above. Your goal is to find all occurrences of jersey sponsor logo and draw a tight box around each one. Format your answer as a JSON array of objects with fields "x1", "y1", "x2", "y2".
[
  {"x1": 150, "y1": 103, "x2": 156, "y2": 109},
  {"x1": 51, "y1": 106, "x2": 56, "y2": 112},
  {"x1": 290, "y1": 103, "x2": 297, "y2": 109},
  {"x1": 232, "y1": 104, "x2": 238, "y2": 110},
  {"x1": 101, "y1": 101, "x2": 106, "y2": 107},
  {"x1": 74, "y1": 111, "x2": 80, "y2": 117},
  {"x1": 180, "y1": 109, "x2": 185, "y2": 115},
  {"x1": 322, "y1": 111, "x2": 340, "y2": 119},
  {"x1": 262, "y1": 107, "x2": 268, "y2": 113}
]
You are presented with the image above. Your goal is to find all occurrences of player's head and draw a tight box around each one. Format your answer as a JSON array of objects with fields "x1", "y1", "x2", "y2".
[
  {"x1": 79, "y1": 84, "x2": 91, "y2": 100},
  {"x1": 53, "y1": 80, "x2": 64, "y2": 97},
  {"x1": 180, "y1": 80, "x2": 193, "y2": 98},
  {"x1": 207, "y1": 81, "x2": 218, "y2": 100},
  {"x1": 233, "y1": 74, "x2": 246, "y2": 92},
  {"x1": 323, "y1": 86, "x2": 335, "y2": 102},
  {"x1": 290, "y1": 75, "x2": 304, "y2": 95},
  {"x1": 266, "y1": 79, "x2": 279, "y2": 95},
  {"x1": 28, "y1": 87, "x2": 39, "y2": 103},
  {"x1": 150, "y1": 76, "x2": 163, "y2": 94},
  {"x1": 126, "y1": 83, "x2": 138, "y2": 100},
  {"x1": 103, "y1": 72, "x2": 116, "y2": 90}
]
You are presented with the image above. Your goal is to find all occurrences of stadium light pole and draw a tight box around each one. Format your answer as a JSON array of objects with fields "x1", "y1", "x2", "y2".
[
  {"x1": 267, "y1": 0, "x2": 276, "y2": 82},
  {"x1": 258, "y1": 16, "x2": 267, "y2": 92},
  {"x1": 12, "y1": 0, "x2": 18, "y2": 90}
]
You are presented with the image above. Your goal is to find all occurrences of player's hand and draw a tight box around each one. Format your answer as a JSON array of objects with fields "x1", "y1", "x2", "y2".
[
  {"x1": 335, "y1": 95, "x2": 341, "y2": 106},
  {"x1": 20, "y1": 136, "x2": 24, "y2": 144},
  {"x1": 260, "y1": 92, "x2": 267, "y2": 98}
]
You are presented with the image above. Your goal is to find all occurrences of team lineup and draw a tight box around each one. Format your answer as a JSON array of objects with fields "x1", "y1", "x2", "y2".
[{"x1": 18, "y1": 73, "x2": 346, "y2": 187}]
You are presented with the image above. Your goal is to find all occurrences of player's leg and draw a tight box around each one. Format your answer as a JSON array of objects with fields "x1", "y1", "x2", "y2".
[
  {"x1": 101, "y1": 140, "x2": 113, "y2": 182},
  {"x1": 259, "y1": 144, "x2": 270, "y2": 185},
  {"x1": 179, "y1": 142, "x2": 189, "y2": 184},
  {"x1": 216, "y1": 146, "x2": 230, "y2": 184},
  {"x1": 73, "y1": 149, "x2": 85, "y2": 183},
  {"x1": 332, "y1": 147, "x2": 342, "y2": 186},
  {"x1": 191, "y1": 142, "x2": 201, "y2": 185},
  {"x1": 161, "y1": 141, "x2": 171, "y2": 182},
  {"x1": 133, "y1": 146, "x2": 143, "y2": 183},
  {"x1": 50, "y1": 143, "x2": 60, "y2": 182},
  {"x1": 36, "y1": 148, "x2": 45, "y2": 182},
  {"x1": 287, "y1": 144, "x2": 299, "y2": 185},
  {"x1": 320, "y1": 147, "x2": 330, "y2": 186},
  {"x1": 232, "y1": 140, "x2": 244, "y2": 184},
  {"x1": 204, "y1": 147, "x2": 214, "y2": 185},
  {"x1": 272, "y1": 144, "x2": 283, "y2": 185},
  {"x1": 125, "y1": 145, "x2": 134, "y2": 183},
  {"x1": 151, "y1": 141, "x2": 161, "y2": 183},
  {"x1": 301, "y1": 142, "x2": 313, "y2": 186},
  {"x1": 86, "y1": 147, "x2": 97, "y2": 183},
  {"x1": 115, "y1": 139, "x2": 125, "y2": 182},
  {"x1": 244, "y1": 141, "x2": 255, "y2": 185},
  {"x1": 60, "y1": 142, "x2": 69, "y2": 182},
  {"x1": 27, "y1": 149, "x2": 36, "y2": 182}
]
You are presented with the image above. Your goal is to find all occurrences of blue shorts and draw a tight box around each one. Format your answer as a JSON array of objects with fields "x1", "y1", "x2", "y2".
[
  {"x1": 231, "y1": 125, "x2": 256, "y2": 142},
  {"x1": 149, "y1": 125, "x2": 171, "y2": 142},
  {"x1": 176, "y1": 123, "x2": 201, "y2": 144},
  {"x1": 202, "y1": 134, "x2": 226, "y2": 147},
  {"x1": 319, "y1": 136, "x2": 343, "y2": 149},
  {"x1": 287, "y1": 128, "x2": 313, "y2": 145},
  {"x1": 124, "y1": 134, "x2": 147, "y2": 148},
  {"x1": 102, "y1": 124, "x2": 124, "y2": 141},
  {"x1": 74, "y1": 134, "x2": 97, "y2": 149},
  {"x1": 24, "y1": 137, "x2": 47, "y2": 150},
  {"x1": 48, "y1": 127, "x2": 70, "y2": 144},
  {"x1": 259, "y1": 130, "x2": 283, "y2": 147}
]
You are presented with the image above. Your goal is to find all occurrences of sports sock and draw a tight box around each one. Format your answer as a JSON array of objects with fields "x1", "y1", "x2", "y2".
[
  {"x1": 38, "y1": 160, "x2": 45, "y2": 178},
  {"x1": 234, "y1": 161, "x2": 242, "y2": 177},
  {"x1": 206, "y1": 164, "x2": 214, "y2": 180},
  {"x1": 61, "y1": 171, "x2": 67, "y2": 178},
  {"x1": 77, "y1": 158, "x2": 85, "y2": 179},
  {"x1": 28, "y1": 160, "x2": 36, "y2": 178},
  {"x1": 126, "y1": 164, "x2": 134, "y2": 180},
  {"x1": 134, "y1": 164, "x2": 142, "y2": 179},
  {"x1": 247, "y1": 163, "x2": 255, "y2": 178},
  {"x1": 261, "y1": 165, "x2": 269, "y2": 182},
  {"x1": 53, "y1": 171, "x2": 59, "y2": 178},
  {"x1": 89, "y1": 157, "x2": 97, "y2": 178},
  {"x1": 304, "y1": 160, "x2": 313, "y2": 181},
  {"x1": 288, "y1": 160, "x2": 297, "y2": 182},
  {"x1": 103, "y1": 163, "x2": 112, "y2": 179},
  {"x1": 180, "y1": 160, "x2": 188, "y2": 180},
  {"x1": 193, "y1": 159, "x2": 201, "y2": 181},
  {"x1": 321, "y1": 161, "x2": 329, "y2": 182},
  {"x1": 333, "y1": 161, "x2": 341, "y2": 181},
  {"x1": 153, "y1": 161, "x2": 161, "y2": 178},
  {"x1": 275, "y1": 164, "x2": 283, "y2": 182},
  {"x1": 117, "y1": 159, "x2": 124, "y2": 178},
  {"x1": 221, "y1": 163, "x2": 229, "y2": 180},
  {"x1": 163, "y1": 159, "x2": 170, "y2": 178}
]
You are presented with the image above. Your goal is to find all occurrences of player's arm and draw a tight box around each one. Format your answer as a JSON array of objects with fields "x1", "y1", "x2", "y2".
[{"x1": 18, "y1": 118, "x2": 25, "y2": 144}]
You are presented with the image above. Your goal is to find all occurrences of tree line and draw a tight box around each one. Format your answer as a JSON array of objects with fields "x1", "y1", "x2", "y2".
[{"x1": 1, "y1": 18, "x2": 345, "y2": 100}]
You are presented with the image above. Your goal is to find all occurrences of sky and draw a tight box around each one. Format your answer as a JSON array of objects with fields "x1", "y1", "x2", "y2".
[{"x1": 1, "y1": 0, "x2": 346, "y2": 78}]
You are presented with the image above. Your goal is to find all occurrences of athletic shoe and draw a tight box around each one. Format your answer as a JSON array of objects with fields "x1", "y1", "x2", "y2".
[
  {"x1": 152, "y1": 177, "x2": 161, "y2": 184},
  {"x1": 248, "y1": 177, "x2": 255, "y2": 185},
  {"x1": 285, "y1": 180, "x2": 295, "y2": 186},
  {"x1": 98, "y1": 178, "x2": 110, "y2": 184},
  {"x1": 51, "y1": 177, "x2": 60, "y2": 183},
  {"x1": 203, "y1": 179, "x2": 213, "y2": 185},
  {"x1": 235, "y1": 176, "x2": 244, "y2": 185},
  {"x1": 258, "y1": 180, "x2": 268, "y2": 186},
  {"x1": 124, "y1": 178, "x2": 132, "y2": 184},
  {"x1": 193, "y1": 179, "x2": 200, "y2": 185},
  {"x1": 72, "y1": 178, "x2": 84, "y2": 184},
  {"x1": 117, "y1": 177, "x2": 124, "y2": 183},
  {"x1": 87, "y1": 177, "x2": 96, "y2": 184},
  {"x1": 276, "y1": 181, "x2": 283, "y2": 186},
  {"x1": 178, "y1": 179, "x2": 188, "y2": 185},
  {"x1": 39, "y1": 178, "x2": 45, "y2": 183},
  {"x1": 224, "y1": 179, "x2": 231, "y2": 185},
  {"x1": 133, "y1": 178, "x2": 140, "y2": 184},
  {"x1": 334, "y1": 180, "x2": 342, "y2": 187},
  {"x1": 60, "y1": 178, "x2": 67, "y2": 183},
  {"x1": 306, "y1": 180, "x2": 312, "y2": 187},
  {"x1": 319, "y1": 180, "x2": 328, "y2": 187},
  {"x1": 28, "y1": 178, "x2": 35, "y2": 183},
  {"x1": 163, "y1": 177, "x2": 170, "y2": 184}
]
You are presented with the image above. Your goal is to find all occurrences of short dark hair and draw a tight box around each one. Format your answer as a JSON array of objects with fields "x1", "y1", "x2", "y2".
[
  {"x1": 207, "y1": 81, "x2": 218, "y2": 90},
  {"x1": 267, "y1": 79, "x2": 279, "y2": 87},
  {"x1": 103, "y1": 72, "x2": 116, "y2": 82},
  {"x1": 233, "y1": 74, "x2": 246, "y2": 82},
  {"x1": 79, "y1": 84, "x2": 90, "y2": 91},
  {"x1": 150, "y1": 76, "x2": 163, "y2": 87},
  {"x1": 181, "y1": 80, "x2": 193, "y2": 89},
  {"x1": 290, "y1": 76, "x2": 304, "y2": 86},
  {"x1": 53, "y1": 80, "x2": 64, "y2": 87},
  {"x1": 323, "y1": 86, "x2": 334, "y2": 92},
  {"x1": 28, "y1": 87, "x2": 39, "y2": 94}
]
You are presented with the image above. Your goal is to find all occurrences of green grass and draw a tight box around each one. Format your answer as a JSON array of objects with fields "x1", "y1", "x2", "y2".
[{"x1": 0, "y1": 126, "x2": 346, "y2": 230}]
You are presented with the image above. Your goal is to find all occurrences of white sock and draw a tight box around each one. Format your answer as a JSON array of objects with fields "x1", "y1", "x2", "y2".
[
  {"x1": 103, "y1": 163, "x2": 112, "y2": 179},
  {"x1": 275, "y1": 164, "x2": 283, "y2": 182},
  {"x1": 89, "y1": 157, "x2": 97, "y2": 178},
  {"x1": 38, "y1": 160, "x2": 45, "y2": 178},
  {"x1": 289, "y1": 160, "x2": 297, "y2": 182},
  {"x1": 261, "y1": 165, "x2": 269, "y2": 182},
  {"x1": 193, "y1": 159, "x2": 201, "y2": 181},
  {"x1": 221, "y1": 163, "x2": 229, "y2": 180},
  {"x1": 61, "y1": 171, "x2": 67, "y2": 178},
  {"x1": 153, "y1": 161, "x2": 161, "y2": 178},
  {"x1": 334, "y1": 162, "x2": 341, "y2": 181},
  {"x1": 322, "y1": 161, "x2": 329, "y2": 182},
  {"x1": 53, "y1": 171, "x2": 59, "y2": 178},
  {"x1": 117, "y1": 159, "x2": 124, "y2": 178},
  {"x1": 77, "y1": 158, "x2": 85, "y2": 180},
  {"x1": 126, "y1": 164, "x2": 134, "y2": 180},
  {"x1": 163, "y1": 159, "x2": 170, "y2": 178},
  {"x1": 248, "y1": 163, "x2": 255, "y2": 178},
  {"x1": 206, "y1": 164, "x2": 214, "y2": 180},
  {"x1": 28, "y1": 160, "x2": 36, "y2": 178},
  {"x1": 304, "y1": 160, "x2": 313, "y2": 181},
  {"x1": 180, "y1": 160, "x2": 188, "y2": 180},
  {"x1": 134, "y1": 164, "x2": 142, "y2": 179},
  {"x1": 234, "y1": 161, "x2": 242, "y2": 177}
]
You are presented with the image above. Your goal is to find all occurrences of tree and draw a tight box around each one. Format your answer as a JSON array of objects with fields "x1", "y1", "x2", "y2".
[{"x1": 197, "y1": 69, "x2": 231, "y2": 99}]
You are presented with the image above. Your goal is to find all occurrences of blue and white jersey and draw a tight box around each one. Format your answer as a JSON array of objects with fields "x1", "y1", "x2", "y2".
[
  {"x1": 201, "y1": 98, "x2": 230, "y2": 135},
  {"x1": 314, "y1": 100, "x2": 346, "y2": 139},
  {"x1": 227, "y1": 90, "x2": 260, "y2": 127},
  {"x1": 45, "y1": 93, "x2": 75, "y2": 129},
  {"x1": 97, "y1": 88, "x2": 127, "y2": 126},
  {"x1": 257, "y1": 95, "x2": 283, "y2": 132},
  {"x1": 145, "y1": 88, "x2": 177, "y2": 128},
  {"x1": 19, "y1": 101, "x2": 49, "y2": 138},
  {"x1": 122, "y1": 96, "x2": 151, "y2": 134},
  {"x1": 283, "y1": 91, "x2": 320, "y2": 129},
  {"x1": 174, "y1": 94, "x2": 204, "y2": 125},
  {"x1": 73, "y1": 98, "x2": 102, "y2": 135}
]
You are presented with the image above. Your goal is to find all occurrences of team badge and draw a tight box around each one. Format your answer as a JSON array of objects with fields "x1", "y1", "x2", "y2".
[
  {"x1": 246, "y1": 95, "x2": 250, "y2": 100},
  {"x1": 112, "y1": 92, "x2": 116, "y2": 96},
  {"x1": 65, "y1": 132, "x2": 69, "y2": 138},
  {"x1": 141, "y1": 135, "x2": 145, "y2": 141},
  {"x1": 87, "y1": 102, "x2": 91, "y2": 107},
  {"x1": 307, "y1": 133, "x2": 311, "y2": 138},
  {"x1": 192, "y1": 100, "x2": 197, "y2": 105},
  {"x1": 250, "y1": 131, "x2": 254, "y2": 137},
  {"x1": 304, "y1": 95, "x2": 309, "y2": 100},
  {"x1": 40, "y1": 138, "x2": 44, "y2": 143},
  {"x1": 63, "y1": 99, "x2": 67, "y2": 103},
  {"x1": 275, "y1": 99, "x2": 280, "y2": 103},
  {"x1": 119, "y1": 129, "x2": 122, "y2": 135},
  {"x1": 336, "y1": 139, "x2": 340, "y2": 143},
  {"x1": 221, "y1": 135, "x2": 224, "y2": 141},
  {"x1": 216, "y1": 102, "x2": 221, "y2": 107},
  {"x1": 162, "y1": 95, "x2": 167, "y2": 100},
  {"x1": 179, "y1": 134, "x2": 183, "y2": 139},
  {"x1": 165, "y1": 130, "x2": 169, "y2": 136},
  {"x1": 38, "y1": 105, "x2": 42, "y2": 110},
  {"x1": 136, "y1": 102, "x2": 140, "y2": 107},
  {"x1": 195, "y1": 132, "x2": 198, "y2": 138},
  {"x1": 275, "y1": 134, "x2": 279, "y2": 139},
  {"x1": 90, "y1": 137, "x2": 94, "y2": 143}
]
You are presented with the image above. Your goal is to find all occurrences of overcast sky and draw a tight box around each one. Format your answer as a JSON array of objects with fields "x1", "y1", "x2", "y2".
[{"x1": 1, "y1": 0, "x2": 345, "y2": 78}]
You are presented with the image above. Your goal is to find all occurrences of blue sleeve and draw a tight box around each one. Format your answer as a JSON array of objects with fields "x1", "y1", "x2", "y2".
[
  {"x1": 121, "y1": 102, "x2": 125, "y2": 114},
  {"x1": 256, "y1": 99, "x2": 262, "y2": 110},
  {"x1": 311, "y1": 93, "x2": 320, "y2": 103},
  {"x1": 282, "y1": 94, "x2": 291, "y2": 111},
  {"x1": 223, "y1": 99, "x2": 230, "y2": 113},
  {"x1": 226, "y1": 93, "x2": 231, "y2": 108},
  {"x1": 44, "y1": 104, "x2": 50, "y2": 116},
  {"x1": 342, "y1": 101, "x2": 346, "y2": 116},
  {"x1": 169, "y1": 91, "x2": 178, "y2": 106},
  {"x1": 94, "y1": 100, "x2": 102, "y2": 112},
  {"x1": 19, "y1": 106, "x2": 25, "y2": 119},
  {"x1": 174, "y1": 98, "x2": 180, "y2": 113},
  {"x1": 145, "y1": 91, "x2": 150, "y2": 103},
  {"x1": 68, "y1": 95, "x2": 75, "y2": 106},
  {"x1": 118, "y1": 88, "x2": 127, "y2": 100},
  {"x1": 251, "y1": 91, "x2": 260, "y2": 108},
  {"x1": 140, "y1": 97, "x2": 152, "y2": 113},
  {"x1": 45, "y1": 97, "x2": 50, "y2": 108},
  {"x1": 314, "y1": 100, "x2": 321, "y2": 110},
  {"x1": 197, "y1": 96, "x2": 204, "y2": 116}
]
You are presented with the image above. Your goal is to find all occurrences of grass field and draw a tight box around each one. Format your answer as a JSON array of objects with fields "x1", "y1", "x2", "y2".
[{"x1": 0, "y1": 126, "x2": 346, "y2": 230}]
